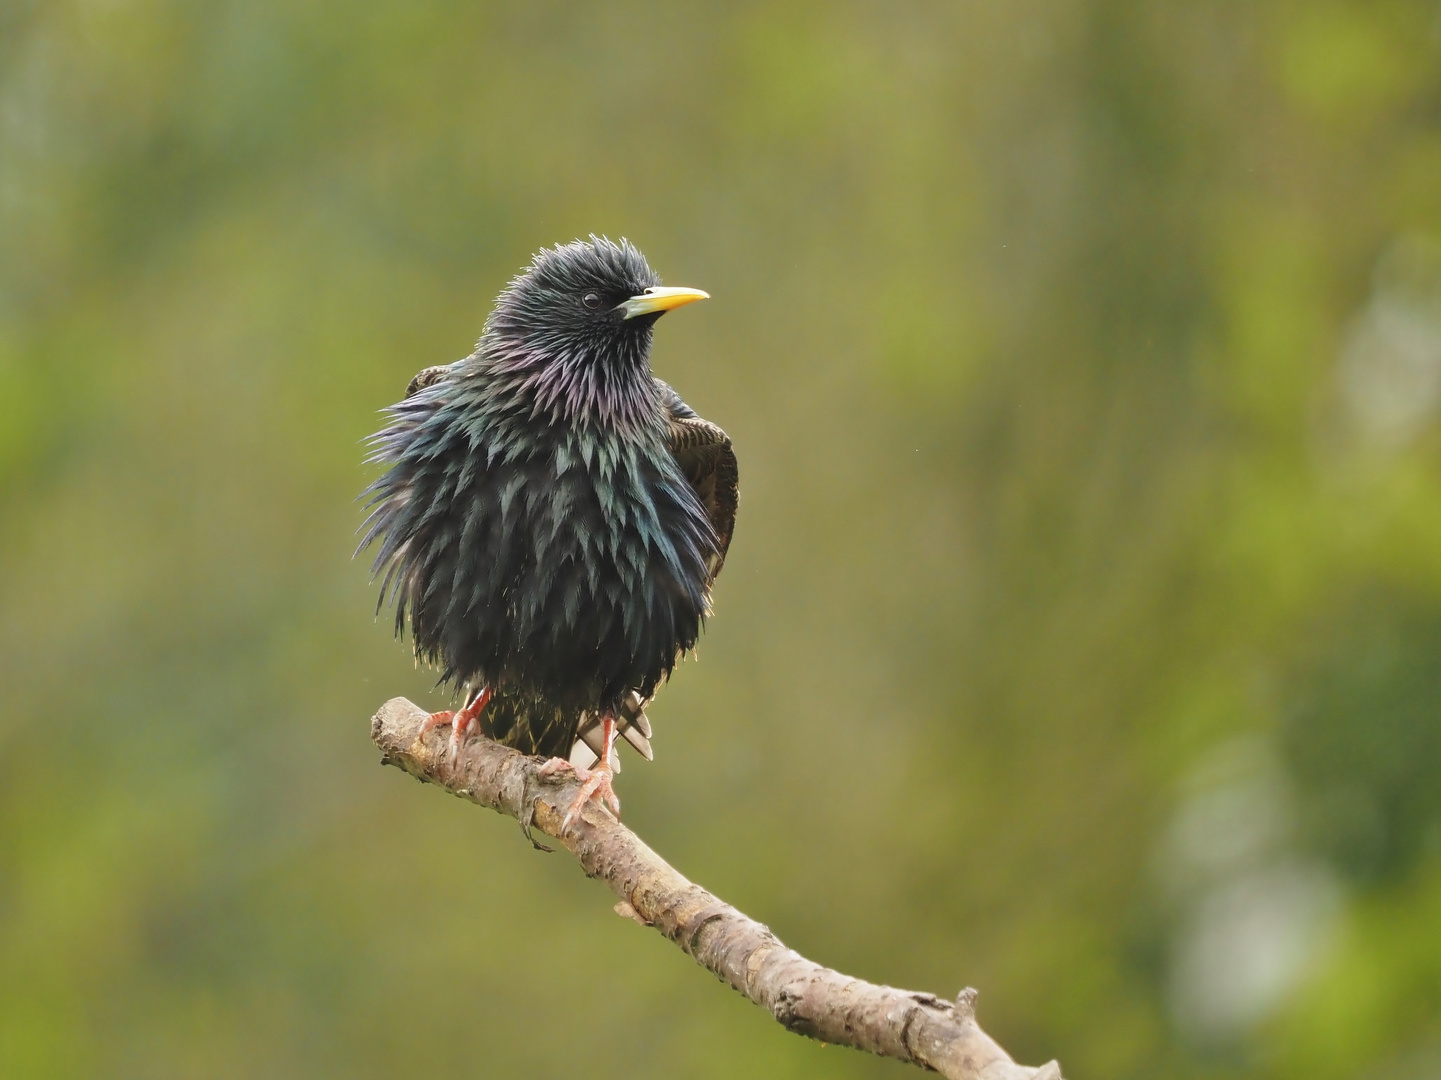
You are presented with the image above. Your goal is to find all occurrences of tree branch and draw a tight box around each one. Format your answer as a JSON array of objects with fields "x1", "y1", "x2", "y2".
[{"x1": 370, "y1": 697, "x2": 1064, "y2": 1080}]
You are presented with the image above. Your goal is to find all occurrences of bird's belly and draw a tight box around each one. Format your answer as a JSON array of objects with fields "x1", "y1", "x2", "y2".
[{"x1": 437, "y1": 458, "x2": 711, "y2": 712}]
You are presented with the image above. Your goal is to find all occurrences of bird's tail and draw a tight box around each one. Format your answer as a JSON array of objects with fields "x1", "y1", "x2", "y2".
[{"x1": 569, "y1": 691, "x2": 653, "y2": 772}]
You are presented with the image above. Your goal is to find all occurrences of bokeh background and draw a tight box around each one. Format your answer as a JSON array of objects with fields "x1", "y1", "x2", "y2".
[{"x1": 4, "y1": 2, "x2": 1441, "y2": 1077}]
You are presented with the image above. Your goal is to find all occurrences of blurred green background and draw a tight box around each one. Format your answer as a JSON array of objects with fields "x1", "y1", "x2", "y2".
[{"x1": 4, "y1": 2, "x2": 1441, "y2": 1077}]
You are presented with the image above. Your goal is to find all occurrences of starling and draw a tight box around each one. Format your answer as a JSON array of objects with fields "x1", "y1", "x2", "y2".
[{"x1": 361, "y1": 237, "x2": 737, "y2": 827}]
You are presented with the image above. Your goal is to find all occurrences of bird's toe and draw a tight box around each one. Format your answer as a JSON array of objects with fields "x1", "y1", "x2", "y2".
[{"x1": 419, "y1": 710, "x2": 456, "y2": 740}]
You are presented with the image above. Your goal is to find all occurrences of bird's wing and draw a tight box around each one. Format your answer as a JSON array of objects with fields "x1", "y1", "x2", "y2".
[
  {"x1": 655, "y1": 379, "x2": 739, "y2": 580},
  {"x1": 405, "y1": 365, "x2": 452, "y2": 398}
]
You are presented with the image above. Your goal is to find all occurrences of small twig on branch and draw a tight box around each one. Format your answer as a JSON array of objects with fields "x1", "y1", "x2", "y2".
[{"x1": 370, "y1": 697, "x2": 1064, "y2": 1080}]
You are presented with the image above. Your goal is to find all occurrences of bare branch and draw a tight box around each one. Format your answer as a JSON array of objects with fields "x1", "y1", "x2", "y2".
[{"x1": 371, "y1": 697, "x2": 1065, "y2": 1080}]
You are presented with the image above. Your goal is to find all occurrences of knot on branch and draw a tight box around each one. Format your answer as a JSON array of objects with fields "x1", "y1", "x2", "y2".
[{"x1": 772, "y1": 982, "x2": 822, "y2": 1038}]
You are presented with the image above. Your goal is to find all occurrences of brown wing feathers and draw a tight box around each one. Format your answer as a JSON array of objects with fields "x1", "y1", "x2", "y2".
[{"x1": 657, "y1": 380, "x2": 739, "y2": 578}]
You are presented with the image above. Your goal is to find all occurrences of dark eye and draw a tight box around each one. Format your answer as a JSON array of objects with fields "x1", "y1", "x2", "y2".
[{"x1": 582, "y1": 291, "x2": 601, "y2": 310}]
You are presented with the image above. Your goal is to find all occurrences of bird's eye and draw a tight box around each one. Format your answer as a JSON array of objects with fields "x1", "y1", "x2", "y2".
[{"x1": 582, "y1": 292, "x2": 602, "y2": 310}]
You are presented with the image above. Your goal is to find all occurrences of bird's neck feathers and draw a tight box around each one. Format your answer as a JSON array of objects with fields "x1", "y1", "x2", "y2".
[{"x1": 464, "y1": 325, "x2": 663, "y2": 437}]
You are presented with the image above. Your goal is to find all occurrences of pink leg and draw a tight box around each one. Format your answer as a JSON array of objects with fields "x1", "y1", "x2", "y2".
[
  {"x1": 419, "y1": 685, "x2": 492, "y2": 760},
  {"x1": 448, "y1": 685, "x2": 492, "y2": 759},
  {"x1": 559, "y1": 714, "x2": 620, "y2": 831}
]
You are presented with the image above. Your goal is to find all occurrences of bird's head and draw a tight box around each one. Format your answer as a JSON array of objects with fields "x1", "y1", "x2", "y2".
[{"x1": 484, "y1": 237, "x2": 708, "y2": 379}]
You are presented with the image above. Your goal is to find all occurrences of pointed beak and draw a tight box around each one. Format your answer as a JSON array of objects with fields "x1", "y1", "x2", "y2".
[{"x1": 618, "y1": 286, "x2": 710, "y2": 320}]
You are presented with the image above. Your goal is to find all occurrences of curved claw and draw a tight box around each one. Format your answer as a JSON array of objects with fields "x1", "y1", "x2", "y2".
[{"x1": 447, "y1": 716, "x2": 470, "y2": 761}]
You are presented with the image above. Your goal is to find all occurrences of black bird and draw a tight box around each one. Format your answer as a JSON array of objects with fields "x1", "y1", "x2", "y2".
[{"x1": 361, "y1": 237, "x2": 737, "y2": 827}]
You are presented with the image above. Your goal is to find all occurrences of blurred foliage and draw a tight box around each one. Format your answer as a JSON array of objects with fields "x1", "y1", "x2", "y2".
[
  {"x1": 3, "y1": 1, "x2": 1441, "y2": 1077},
  {"x1": 1284, "y1": 590, "x2": 1441, "y2": 885}
]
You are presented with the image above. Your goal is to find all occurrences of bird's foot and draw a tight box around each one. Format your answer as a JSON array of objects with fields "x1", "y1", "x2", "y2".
[
  {"x1": 418, "y1": 686, "x2": 492, "y2": 761},
  {"x1": 565, "y1": 762, "x2": 620, "y2": 830},
  {"x1": 536, "y1": 757, "x2": 620, "y2": 831}
]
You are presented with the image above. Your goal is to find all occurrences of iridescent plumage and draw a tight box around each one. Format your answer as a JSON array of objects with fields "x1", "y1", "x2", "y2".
[{"x1": 361, "y1": 238, "x2": 737, "y2": 772}]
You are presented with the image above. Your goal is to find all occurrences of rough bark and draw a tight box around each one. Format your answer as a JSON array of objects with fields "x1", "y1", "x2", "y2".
[{"x1": 371, "y1": 697, "x2": 1065, "y2": 1080}]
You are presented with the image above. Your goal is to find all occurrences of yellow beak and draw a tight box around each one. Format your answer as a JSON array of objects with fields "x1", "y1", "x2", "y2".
[{"x1": 618, "y1": 286, "x2": 710, "y2": 320}]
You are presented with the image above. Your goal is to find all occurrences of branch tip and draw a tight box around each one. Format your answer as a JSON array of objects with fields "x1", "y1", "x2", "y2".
[{"x1": 956, "y1": 986, "x2": 979, "y2": 1022}]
